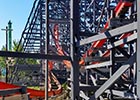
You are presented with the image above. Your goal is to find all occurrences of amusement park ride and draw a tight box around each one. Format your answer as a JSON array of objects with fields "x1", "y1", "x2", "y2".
[{"x1": 0, "y1": 0, "x2": 140, "y2": 99}]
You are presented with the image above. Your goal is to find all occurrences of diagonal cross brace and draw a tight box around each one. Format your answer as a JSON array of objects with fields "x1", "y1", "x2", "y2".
[{"x1": 89, "y1": 53, "x2": 136, "y2": 100}]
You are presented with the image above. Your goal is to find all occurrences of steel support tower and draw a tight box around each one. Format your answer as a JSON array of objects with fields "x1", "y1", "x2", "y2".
[{"x1": 5, "y1": 0, "x2": 140, "y2": 99}]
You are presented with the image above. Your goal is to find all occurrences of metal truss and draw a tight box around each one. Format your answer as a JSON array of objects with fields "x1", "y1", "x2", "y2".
[
  {"x1": 76, "y1": 0, "x2": 139, "y2": 100},
  {"x1": 7, "y1": 0, "x2": 47, "y2": 86},
  {"x1": 4, "y1": 0, "x2": 140, "y2": 99},
  {"x1": 8, "y1": 0, "x2": 71, "y2": 88},
  {"x1": 17, "y1": 0, "x2": 46, "y2": 53}
]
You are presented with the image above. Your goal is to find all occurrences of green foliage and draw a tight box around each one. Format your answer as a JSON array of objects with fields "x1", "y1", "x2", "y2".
[
  {"x1": 13, "y1": 40, "x2": 23, "y2": 52},
  {"x1": 62, "y1": 82, "x2": 68, "y2": 90},
  {"x1": 28, "y1": 86, "x2": 40, "y2": 90},
  {"x1": 0, "y1": 40, "x2": 39, "y2": 69},
  {"x1": 26, "y1": 58, "x2": 38, "y2": 64},
  {"x1": 0, "y1": 46, "x2": 6, "y2": 68},
  {"x1": 1, "y1": 45, "x2": 6, "y2": 51},
  {"x1": 0, "y1": 57, "x2": 6, "y2": 68},
  {"x1": 12, "y1": 40, "x2": 38, "y2": 65}
]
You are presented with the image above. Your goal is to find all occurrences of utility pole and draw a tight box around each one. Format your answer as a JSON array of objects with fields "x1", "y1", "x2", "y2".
[
  {"x1": 1, "y1": 20, "x2": 13, "y2": 83},
  {"x1": 1, "y1": 26, "x2": 8, "y2": 51},
  {"x1": 1, "y1": 26, "x2": 9, "y2": 83}
]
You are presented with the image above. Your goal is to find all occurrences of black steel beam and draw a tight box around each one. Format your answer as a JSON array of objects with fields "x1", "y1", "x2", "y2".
[
  {"x1": 15, "y1": 64, "x2": 41, "y2": 71},
  {"x1": 0, "y1": 86, "x2": 26, "y2": 96},
  {"x1": 0, "y1": 51, "x2": 71, "y2": 61},
  {"x1": 79, "y1": 84, "x2": 99, "y2": 92}
]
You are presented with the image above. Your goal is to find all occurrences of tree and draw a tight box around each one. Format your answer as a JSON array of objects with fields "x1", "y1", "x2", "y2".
[
  {"x1": 13, "y1": 40, "x2": 39, "y2": 64},
  {"x1": 0, "y1": 40, "x2": 39, "y2": 68},
  {"x1": 0, "y1": 57, "x2": 6, "y2": 68},
  {"x1": 13, "y1": 40, "x2": 23, "y2": 52},
  {"x1": 0, "y1": 40, "x2": 40, "y2": 82},
  {"x1": 0, "y1": 46, "x2": 7, "y2": 68}
]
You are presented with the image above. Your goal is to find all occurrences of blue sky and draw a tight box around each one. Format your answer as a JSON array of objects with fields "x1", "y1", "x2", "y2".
[{"x1": 0, "y1": 0, "x2": 34, "y2": 49}]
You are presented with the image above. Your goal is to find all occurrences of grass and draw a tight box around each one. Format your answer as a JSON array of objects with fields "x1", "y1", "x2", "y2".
[{"x1": 28, "y1": 86, "x2": 40, "y2": 90}]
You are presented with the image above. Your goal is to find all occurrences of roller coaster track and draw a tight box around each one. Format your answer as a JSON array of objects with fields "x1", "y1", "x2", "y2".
[
  {"x1": 80, "y1": 1, "x2": 133, "y2": 65},
  {"x1": 0, "y1": 0, "x2": 136, "y2": 99}
]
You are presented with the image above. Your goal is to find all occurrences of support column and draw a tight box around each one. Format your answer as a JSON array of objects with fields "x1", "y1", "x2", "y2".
[
  {"x1": 137, "y1": 0, "x2": 140, "y2": 98},
  {"x1": 40, "y1": 1, "x2": 44, "y2": 89},
  {"x1": 1, "y1": 26, "x2": 9, "y2": 83},
  {"x1": 40, "y1": 1, "x2": 43, "y2": 54},
  {"x1": 70, "y1": 0, "x2": 79, "y2": 99},
  {"x1": 45, "y1": 0, "x2": 49, "y2": 100},
  {"x1": 8, "y1": 20, "x2": 12, "y2": 51}
]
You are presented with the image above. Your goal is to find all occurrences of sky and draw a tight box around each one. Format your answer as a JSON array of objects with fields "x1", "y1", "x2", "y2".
[{"x1": 0, "y1": 0, "x2": 34, "y2": 49}]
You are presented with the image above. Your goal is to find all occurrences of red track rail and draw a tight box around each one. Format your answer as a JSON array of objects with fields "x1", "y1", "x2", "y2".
[
  {"x1": 80, "y1": 1, "x2": 133, "y2": 65},
  {"x1": 0, "y1": 81, "x2": 62, "y2": 98},
  {"x1": 53, "y1": 24, "x2": 71, "y2": 69}
]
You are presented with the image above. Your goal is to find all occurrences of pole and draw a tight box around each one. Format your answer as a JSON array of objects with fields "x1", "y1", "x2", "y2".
[
  {"x1": 5, "y1": 26, "x2": 8, "y2": 83},
  {"x1": 45, "y1": 0, "x2": 49, "y2": 99},
  {"x1": 1, "y1": 26, "x2": 8, "y2": 83},
  {"x1": 137, "y1": 0, "x2": 140, "y2": 98},
  {"x1": 6, "y1": 26, "x2": 8, "y2": 51},
  {"x1": 70, "y1": 0, "x2": 79, "y2": 99},
  {"x1": 8, "y1": 20, "x2": 12, "y2": 51}
]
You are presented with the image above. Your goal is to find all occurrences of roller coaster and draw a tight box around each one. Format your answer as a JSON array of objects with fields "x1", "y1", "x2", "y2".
[{"x1": 0, "y1": 0, "x2": 140, "y2": 100}]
